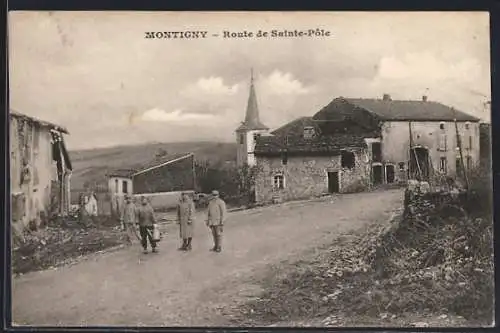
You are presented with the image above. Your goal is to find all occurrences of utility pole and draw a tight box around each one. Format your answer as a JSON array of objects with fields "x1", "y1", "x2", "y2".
[{"x1": 453, "y1": 108, "x2": 469, "y2": 189}]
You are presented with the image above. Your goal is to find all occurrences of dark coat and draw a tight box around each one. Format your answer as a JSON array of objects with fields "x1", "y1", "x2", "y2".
[
  {"x1": 137, "y1": 204, "x2": 156, "y2": 227},
  {"x1": 177, "y1": 199, "x2": 195, "y2": 239}
]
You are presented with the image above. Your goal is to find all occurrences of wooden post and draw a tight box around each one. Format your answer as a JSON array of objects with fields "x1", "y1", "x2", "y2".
[
  {"x1": 192, "y1": 153, "x2": 196, "y2": 192},
  {"x1": 453, "y1": 108, "x2": 469, "y2": 189}
]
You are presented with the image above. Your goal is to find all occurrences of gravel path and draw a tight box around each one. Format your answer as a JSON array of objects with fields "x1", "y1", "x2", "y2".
[{"x1": 12, "y1": 189, "x2": 404, "y2": 327}]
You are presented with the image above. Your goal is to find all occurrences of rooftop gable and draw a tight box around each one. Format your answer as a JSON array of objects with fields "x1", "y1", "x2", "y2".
[
  {"x1": 343, "y1": 97, "x2": 480, "y2": 122},
  {"x1": 10, "y1": 109, "x2": 69, "y2": 134}
]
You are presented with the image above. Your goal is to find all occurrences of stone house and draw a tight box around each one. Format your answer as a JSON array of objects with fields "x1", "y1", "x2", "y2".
[
  {"x1": 247, "y1": 94, "x2": 480, "y2": 204},
  {"x1": 10, "y1": 110, "x2": 72, "y2": 231},
  {"x1": 107, "y1": 152, "x2": 195, "y2": 213}
]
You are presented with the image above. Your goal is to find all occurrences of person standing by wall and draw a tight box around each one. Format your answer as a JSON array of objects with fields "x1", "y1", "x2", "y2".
[
  {"x1": 120, "y1": 194, "x2": 138, "y2": 245},
  {"x1": 177, "y1": 192, "x2": 195, "y2": 251},
  {"x1": 206, "y1": 190, "x2": 227, "y2": 253},
  {"x1": 137, "y1": 196, "x2": 157, "y2": 254}
]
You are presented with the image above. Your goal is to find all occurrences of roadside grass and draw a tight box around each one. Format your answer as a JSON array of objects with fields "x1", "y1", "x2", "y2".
[{"x1": 231, "y1": 173, "x2": 493, "y2": 327}]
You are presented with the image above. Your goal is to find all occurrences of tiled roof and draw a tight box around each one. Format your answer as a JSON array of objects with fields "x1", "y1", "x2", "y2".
[
  {"x1": 107, "y1": 169, "x2": 136, "y2": 178},
  {"x1": 315, "y1": 97, "x2": 480, "y2": 122},
  {"x1": 271, "y1": 116, "x2": 318, "y2": 136},
  {"x1": 254, "y1": 133, "x2": 369, "y2": 156},
  {"x1": 108, "y1": 152, "x2": 193, "y2": 178}
]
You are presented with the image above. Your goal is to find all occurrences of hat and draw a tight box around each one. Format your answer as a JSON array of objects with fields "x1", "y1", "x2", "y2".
[{"x1": 211, "y1": 190, "x2": 219, "y2": 196}]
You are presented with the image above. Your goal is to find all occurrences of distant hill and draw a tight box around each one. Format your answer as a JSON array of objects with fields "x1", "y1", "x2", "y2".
[{"x1": 69, "y1": 141, "x2": 238, "y2": 194}]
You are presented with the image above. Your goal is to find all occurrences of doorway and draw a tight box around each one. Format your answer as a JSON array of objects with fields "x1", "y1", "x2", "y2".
[
  {"x1": 409, "y1": 147, "x2": 430, "y2": 180},
  {"x1": 373, "y1": 165, "x2": 383, "y2": 185},
  {"x1": 327, "y1": 171, "x2": 340, "y2": 193},
  {"x1": 385, "y1": 165, "x2": 395, "y2": 184}
]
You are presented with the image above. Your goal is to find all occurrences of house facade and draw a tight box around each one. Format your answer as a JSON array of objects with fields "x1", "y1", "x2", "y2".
[
  {"x1": 107, "y1": 153, "x2": 195, "y2": 213},
  {"x1": 10, "y1": 110, "x2": 72, "y2": 231},
  {"x1": 251, "y1": 94, "x2": 480, "y2": 204}
]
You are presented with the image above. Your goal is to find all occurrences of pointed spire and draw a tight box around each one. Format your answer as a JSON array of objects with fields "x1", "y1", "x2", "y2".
[{"x1": 237, "y1": 69, "x2": 269, "y2": 131}]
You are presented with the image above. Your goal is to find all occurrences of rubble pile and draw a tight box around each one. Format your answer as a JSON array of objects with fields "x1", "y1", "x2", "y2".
[{"x1": 12, "y1": 219, "x2": 127, "y2": 275}]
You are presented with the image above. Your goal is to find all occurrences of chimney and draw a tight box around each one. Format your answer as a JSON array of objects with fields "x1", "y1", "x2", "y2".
[
  {"x1": 422, "y1": 95, "x2": 428, "y2": 102},
  {"x1": 382, "y1": 94, "x2": 391, "y2": 101}
]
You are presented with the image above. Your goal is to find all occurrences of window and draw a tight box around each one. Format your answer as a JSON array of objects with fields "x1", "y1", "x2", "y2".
[
  {"x1": 438, "y1": 133, "x2": 447, "y2": 151},
  {"x1": 273, "y1": 174, "x2": 285, "y2": 190},
  {"x1": 115, "y1": 179, "x2": 119, "y2": 193},
  {"x1": 439, "y1": 157, "x2": 447, "y2": 173},
  {"x1": 456, "y1": 157, "x2": 463, "y2": 175},
  {"x1": 439, "y1": 122, "x2": 445, "y2": 130},
  {"x1": 468, "y1": 136, "x2": 473, "y2": 150},
  {"x1": 371, "y1": 142, "x2": 382, "y2": 162},
  {"x1": 341, "y1": 150, "x2": 355, "y2": 169},
  {"x1": 466, "y1": 156, "x2": 473, "y2": 170},
  {"x1": 303, "y1": 126, "x2": 315, "y2": 139},
  {"x1": 465, "y1": 122, "x2": 470, "y2": 130},
  {"x1": 398, "y1": 162, "x2": 405, "y2": 171},
  {"x1": 122, "y1": 180, "x2": 128, "y2": 194},
  {"x1": 239, "y1": 134, "x2": 244, "y2": 145},
  {"x1": 281, "y1": 152, "x2": 288, "y2": 165},
  {"x1": 253, "y1": 133, "x2": 261, "y2": 142}
]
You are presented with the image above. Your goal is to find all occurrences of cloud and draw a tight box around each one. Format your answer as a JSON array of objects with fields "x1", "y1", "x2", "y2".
[
  {"x1": 377, "y1": 52, "x2": 483, "y2": 85},
  {"x1": 182, "y1": 76, "x2": 239, "y2": 97},
  {"x1": 141, "y1": 108, "x2": 216, "y2": 122},
  {"x1": 261, "y1": 70, "x2": 315, "y2": 95}
]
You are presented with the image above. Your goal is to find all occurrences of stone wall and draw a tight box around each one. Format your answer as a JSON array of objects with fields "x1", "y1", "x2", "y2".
[
  {"x1": 10, "y1": 117, "x2": 55, "y2": 229},
  {"x1": 255, "y1": 149, "x2": 370, "y2": 204},
  {"x1": 133, "y1": 155, "x2": 195, "y2": 194}
]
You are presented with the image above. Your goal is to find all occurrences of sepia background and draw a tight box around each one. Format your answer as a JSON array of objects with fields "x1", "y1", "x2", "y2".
[
  {"x1": 9, "y1": 11, "x2": 491, "y2": 149},
  {"x1": 9, "y1": 11, "x2": 493, "y2": 328}
]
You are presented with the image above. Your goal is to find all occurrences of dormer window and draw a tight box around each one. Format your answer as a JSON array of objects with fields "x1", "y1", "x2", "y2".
[{"x1": 303, "y1": 126, "x2": 315, "y2": 139}]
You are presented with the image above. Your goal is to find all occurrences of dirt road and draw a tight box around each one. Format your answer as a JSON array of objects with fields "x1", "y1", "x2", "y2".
[{"x1": 12, "y1": 189, "x2": 403, "y2": 327}]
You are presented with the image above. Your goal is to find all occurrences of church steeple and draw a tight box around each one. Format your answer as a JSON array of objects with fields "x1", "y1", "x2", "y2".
[{"x1": 237, "y1": 69, "x2": 269, "y2": 131}]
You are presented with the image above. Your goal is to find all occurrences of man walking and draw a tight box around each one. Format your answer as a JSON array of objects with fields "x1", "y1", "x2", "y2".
[
  {"x1": 120, "y1": 194, "x2": 138, "y2": 245},
  {"x1": 177, "y1": 192, "x2": 195, "y2": 251},
  {"x1": 137, "y1": 196, "x2": 158, "y2": 254},
  {"x1": 206, "y1": 190, "x2": 227, "y2": 253}
]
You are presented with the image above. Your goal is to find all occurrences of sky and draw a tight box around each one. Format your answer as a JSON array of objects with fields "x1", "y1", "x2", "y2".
[{"x1": 9, "y1": 11, "x2": 491, "y2": 150}]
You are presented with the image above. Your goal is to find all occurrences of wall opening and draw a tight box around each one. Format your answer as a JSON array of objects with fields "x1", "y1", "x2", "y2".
[
  {"x1": 372, "y1": 165, "x2": 383, "y2": 185},
  {"x1": 341, "y1": 150, "x2": 355, "y2": 169},
  {"x1": 372, "y1": 142, "x2": 382, "y2": 162},
  {"x1": 281, "y1": 152, "x2": 288, "y2": 165},
  {"x1": 456, "y1": 157, "x2": 463, "y2": 176},
  {"x1": 439, "y1": 157, "x2": 448, "y2": 174},
  {"x1": 303, "y1": 126, "x2": 315, "y2": 140},
  {"x1": 466, "y1": 155, "x2": 473, "y2": 170},
  {"x1": 327, "y1": 171, "x2": 340, "y2": 193},
  {"x1": 409, "y1": 147, "x2": 430, "y2": 180},
  {"x1": 385, "y1": 165, "x2": 395, "y2": 183},
  {"x1": 273, "y1": 174, "x2": 284, "y2": 190},
  {"x1": 438, "y1": 133, "x2": 447, "y2": 151}
]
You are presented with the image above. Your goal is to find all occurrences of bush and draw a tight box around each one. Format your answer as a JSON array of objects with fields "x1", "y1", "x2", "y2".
[{"x1": 195, "y1": 160, "x2": 260, "y2": 207}]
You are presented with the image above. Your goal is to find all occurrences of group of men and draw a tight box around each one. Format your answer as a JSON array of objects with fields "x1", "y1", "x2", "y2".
[{"x1": 120, "y1": 190, "x2": 227, "y2": 254}]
